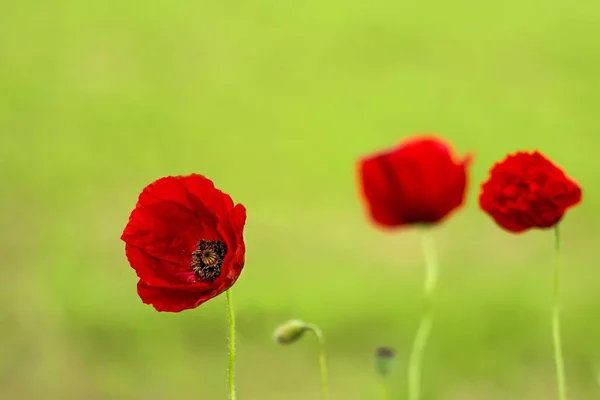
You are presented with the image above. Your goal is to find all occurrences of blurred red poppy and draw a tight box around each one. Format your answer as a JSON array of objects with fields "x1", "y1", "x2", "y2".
[
  {"x1": 479, "y1": 151, "x2": 581, "y2": 233},
  {"x1": 358, "y1": 135, "x2": 472, "y2": 228},
  {"x1": 121, "y1": 174, "x2": 246, "y2": 312}
]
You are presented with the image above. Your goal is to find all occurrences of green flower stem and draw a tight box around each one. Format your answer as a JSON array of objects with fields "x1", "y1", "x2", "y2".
[
  {"x1": 408, "y1": 228, "x2": 439, "y2": 400},
  {"x1": 307, "y1": 324, "x2": 329, "y2": 400},
  {"x1": 378, "y1": 377, "x2": 390, "y2": 400},
  {"x1": 225, "y1": 289, "x2": 236, "y2": 400},
  {"x1": 552, "y1": 226, "x2": 567, "y2": 400}
]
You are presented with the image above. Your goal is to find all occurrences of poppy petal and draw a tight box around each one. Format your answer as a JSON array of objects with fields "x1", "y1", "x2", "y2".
[
  {"x1": 479, "y1": 151, "x2": 582, "y2": 233},
  {"x1": 358, "y1": 135, "x2": 471, "y2": 228},
  {"x1": 121, "y1": 174, "x2": 247, "y2": 312},
  {"x1": 137, "y1": 280, "x2": 220, "y2": 312}
]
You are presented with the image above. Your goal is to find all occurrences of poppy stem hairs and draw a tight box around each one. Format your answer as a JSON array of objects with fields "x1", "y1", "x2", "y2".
[
  {"x1": 311, "y1": 325, "x2": 329, "y2": 400},
  {"x1": 552, "y1": 226, "x2": 568, "y2": 400},
  {"x1": 273, "y1": 320, "x2": 329, "y2": 400},
  {"x1": 226, "y1": 289, "x2": 237, "y2": 400},
  {"x1": 407, "y1": 228, "x2": 439, "y2": 400}
]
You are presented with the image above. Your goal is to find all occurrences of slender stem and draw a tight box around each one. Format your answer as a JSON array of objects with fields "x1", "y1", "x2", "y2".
[
  {"x1": 225, "y1": 289, "x2": 236, "y2": 400},
  {"x1": 552, "y1": 226, "x2": 567, "y2": 400},
  {"x1": 407, "y1": 227, "x2": 439, "y2": 400},
  {"x1": 308, "y1": 324, "x2": 329, "y2": 400},
  {"x1": 378, "y1": 377, "x2": 390, "y2": 400}
]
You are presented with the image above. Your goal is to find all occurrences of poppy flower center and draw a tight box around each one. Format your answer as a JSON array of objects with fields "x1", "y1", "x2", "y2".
[{"x1": 191, "y1": 239, "x2": 228, "y2": 282}]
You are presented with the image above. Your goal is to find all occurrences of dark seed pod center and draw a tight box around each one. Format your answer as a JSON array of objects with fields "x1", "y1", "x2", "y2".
[
  {"x1": 375, "y1": 347, "x2": 396, "y2": 359},
  {"x1": 191, "y1": 239, "x2": 228, "y2": 282}
]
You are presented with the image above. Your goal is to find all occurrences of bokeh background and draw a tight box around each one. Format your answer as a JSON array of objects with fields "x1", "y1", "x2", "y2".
[{"x1": 2, "y1": 0, "x2": 599, "y2": 399}]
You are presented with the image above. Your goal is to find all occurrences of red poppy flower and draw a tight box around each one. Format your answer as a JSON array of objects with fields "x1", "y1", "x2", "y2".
[
  {"x1": 357, "y1": 135, "x2": 472, "y2": 228},
  {"x1": 479, "y1": 151, "x2": 582, "y2": 233},
  {"x1": 121, "y1": 174, "x2": 246, "y2": 312}
]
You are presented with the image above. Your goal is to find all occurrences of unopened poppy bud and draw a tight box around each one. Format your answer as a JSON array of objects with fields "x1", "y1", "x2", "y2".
[
  {"x1": 273, "y1": 320, "x2": 310, "y2": 345},
  {"x1": 375, "y1": 347, "x2": 396, "y2": 377}
]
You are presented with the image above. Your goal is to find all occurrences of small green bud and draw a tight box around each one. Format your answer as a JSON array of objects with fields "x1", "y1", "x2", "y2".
[
  {"x1": 273, "y1": 319, "x2": 310, "y2": 345},
  {"x1": 375, "y1": 347, "x2": 396, "y2": 377}
]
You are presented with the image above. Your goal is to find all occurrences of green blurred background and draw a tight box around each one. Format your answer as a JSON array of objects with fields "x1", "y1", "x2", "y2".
[{"x1": 1, "y1": 0, "x2": 599, "y2": 399}]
